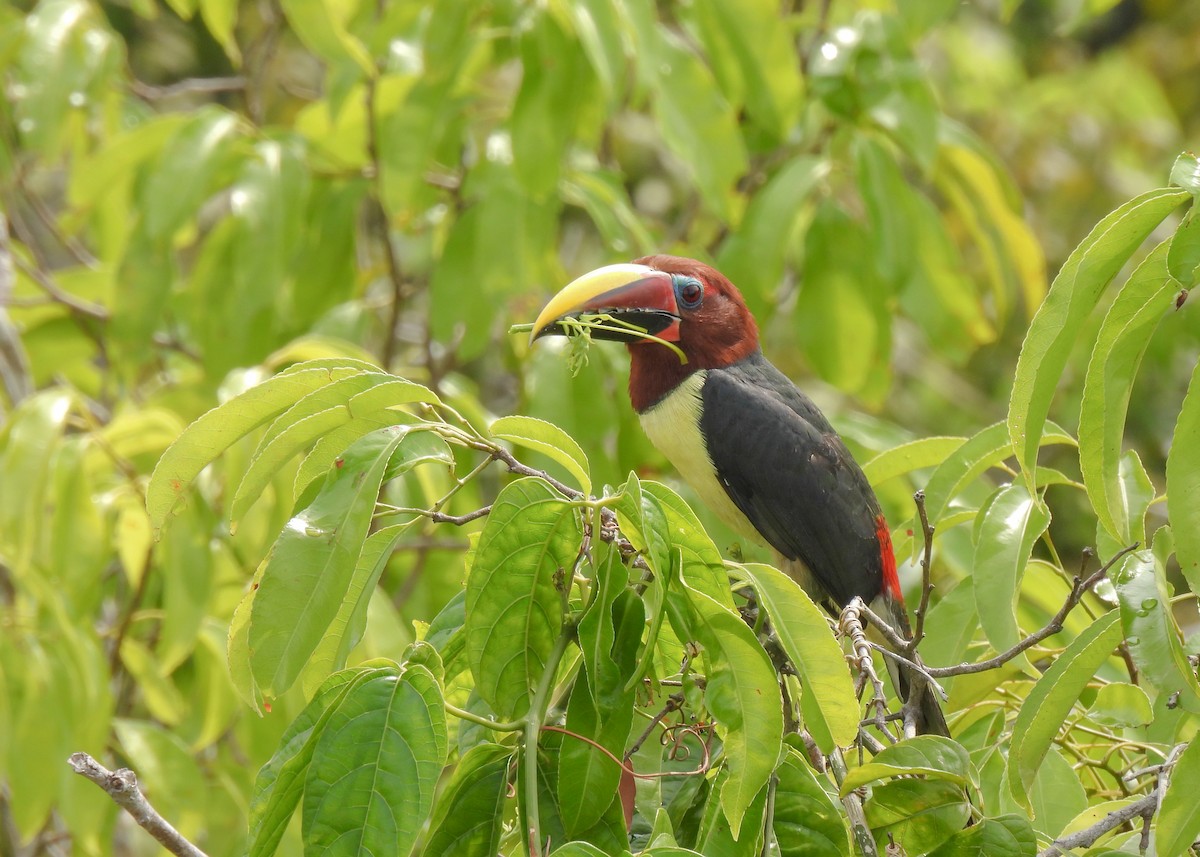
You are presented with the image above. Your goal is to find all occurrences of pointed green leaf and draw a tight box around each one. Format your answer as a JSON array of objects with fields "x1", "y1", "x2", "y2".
[
  {"x1": 420, "y1": 743, "x2": 514, "y2": 857},
  {"x1": 841, "y1": 736, "x2": 976, "y2": 794},
  {"x1": 140, "y1": 107, "x2": 240, "y2": 241},
  {"x1": 1080, "y1": 240, "x2": 1175, "y2": 542},
  {"x1": 650, "y1": 29, "x2": 747, "y2": 220},
  {"x1": 249, "y1": 426, "x2": 409, "y2": 699},
  {"x1": 246, "y1": 667, "x2": 382, "y2": 857},
  {"x1": 972, "y1": 484, "x2": 1051, "y2": 658},
  {"x1": 772, "y1": 746, "x2": 850, "y2": 857},
  {"x1": 302, "y1": 665, "x2": 448, "y2": 856},
  {"x1": 925, "y1": 813, "x2": 1036, "y2": 857},
  {"x1": 1168, "y1": 357, "x2": 1200, "y2": 595},
  {"x1": 1009, "y1": 187, "x2": 1188, "y2": 485},
  {"x1": 300, "y1": 522, "x2": 414, "y2": 697},
  {"x1": 491, "y1": 414, "x2": 592, "y2": 497},
  {"x1": 862, "y1": 436, "x2": 967, "y2": 485},
  {"x1": 465, "y1": 477, "x2": 579, "y2": 719},
  {"x1": 736, "y1": 563, "x2": 859, "y2": 750},
  {"x1": 865, "y1": 779, "x2": 970, "y2": 856},
  {"x1": 1167, "y1": 210, "x2": 1200, "y2": 286},
  {"x1": 278, "y1": 0, "x2": 373, "y2": 75},
  {"x1": 664, "y1": 584, "x2": 782, "y2": 838},
  {"x1": 1007, "y1": 611, "x2": 1121, "y2": 810},
  {"x1": 1112, "y1": 548, "x2": 1200, "y2": 713},
  {"x1": 1156, "y1": 738, "x2": 1200, "y2": 856},
  {"x1": 147, "y1": 364, "x2": 368, "y2": 530}
]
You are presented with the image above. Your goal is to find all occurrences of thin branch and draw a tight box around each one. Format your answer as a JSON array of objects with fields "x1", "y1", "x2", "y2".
[
  {"x1": 906, "y1": 490, "x2": 935, "y2": 654},
  {"x1": 12, "y1": 256, "x2": 108, "y2": 321},
  {"x1": 626, "y1": 693, "x2": 685, "y2": 759},
  {"x1": 364, "y1": 76, "x2": 409, "y2": 370},
  {"x1": 129, "y1": 77, "x2": 246, "y2": 101},
  {"x1": 68, "y1": 753, "x2": 207, "y2": 857},
  {"x1": 926, "y1": 543, "x2": 1140, "y2": 679}
]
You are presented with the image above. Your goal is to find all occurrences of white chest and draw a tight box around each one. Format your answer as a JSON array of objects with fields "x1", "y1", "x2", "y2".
[{"x1": 638, "y1": 373, "x2": 764, "y2": 547}]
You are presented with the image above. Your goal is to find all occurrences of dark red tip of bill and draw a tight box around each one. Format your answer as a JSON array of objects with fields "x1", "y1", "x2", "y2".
[{"x1": 875, "y1": 515, "x2": 903, "y2": 600}]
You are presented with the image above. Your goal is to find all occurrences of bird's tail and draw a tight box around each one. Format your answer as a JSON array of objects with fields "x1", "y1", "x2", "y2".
[{"x1": 872, "y1": 593, "x2": 950, "y2": 737}]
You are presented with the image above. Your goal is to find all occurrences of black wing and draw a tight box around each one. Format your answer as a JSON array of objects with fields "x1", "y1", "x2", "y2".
[{"x1": 699, "y1": 353, "x2": 886, "y2": 606}]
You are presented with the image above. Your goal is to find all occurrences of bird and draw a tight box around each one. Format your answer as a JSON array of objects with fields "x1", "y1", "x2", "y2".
[{"x1": 530, "y1": 254, "x2": 948, "y2": 737}]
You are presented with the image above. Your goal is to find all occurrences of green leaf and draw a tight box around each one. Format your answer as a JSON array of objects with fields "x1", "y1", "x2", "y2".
[
  {"x1": 249, "y1": 426, "x2": 409, "y2": 699},
  {"x1": 865, "y1": 779, "x2": 969, "y2": 856},
  {"x1": 735, "y1": 563, "x2": 859, "y2": 750},
  {"x1": 864, "y1": 436, "x2": 964, "y2": 484},
  {"x1": 278, "y1": 0, "x2": 372, "y2": 75},
  {"x1": 936, "y1": 135, "x2": 1046, "y2": 319},
  {"x1": 1112, "y1": 548, "x2": 1200, "y2": 713},
  {"x1": 664, "y1": 584, "x2": 782, "y2": 838},
  {"x1": 641, "y1": 481, "x2": 734, "y2": 608},
  {"x1": 557, "y1": 653, "x2": 635, "y2": 835},
  {"x1": 797, "y1": 202, "x2": 889, "y2": 395},
  {"x1": 840, "y1": 736, "x2": 976, "y2": 794},
  {"x1": 925, "y1": 813, "x2": 1036, "y2": 857},
  {"x1": 146, "y1": 363, "x2": 369, "y2": 531},
  {"x1": 491, "y1": 414, "x2": 592, "y2": 497},
  {"x1": 650, "y1": 27, "x2": 748, "y2": 220},
  {"x1": 510, "y1": 12, "x2": 589, "y2": 198},
  {"x1": 1087, "y1": 682, "x2": 1153, "y2": 728},
  {"x1": 1008, "y1": 187, "x2": 1188, "y2": 486},
  {"x1": 1156, "y1": 738, "x2": 1200, "y2": 856},
  {"x1": 300, "y1": 523, "x2": 412, "y2": 697},
  {"x1": 920, "y1": 422, "x2": 1051, "y2": 526},
  {"x1": 1080, "y1": 240, "x2": 1175, "y2": 542},
  {"x1": 302, "y1": 665, "x2": 448, "y2": 856},
  {"x1": 547, "y1": 844, "x2": 611, "y2": 857},
  {"x1": 0, "y1": 389, "x2": 74, "y2": 575},
  {"x1": 1168, "y1": 356, "x2": 1200, "y2": 595},
  {"x1": 557, "y1": 0, "x2": 629, "y2": 106},
  {"x1": 1169, "y1": 151, "x2": 1200, "y2": 200},
  {"x1": 972, "y1": 483, "x2": 1051, "y2": 659},
  {"x1": 1007, "y1": 611, "x2": 1121, "y2": 810},
  {"x1": 465, "y1": 477, "x2": 579, "y2": 719},
  {"x1": 140, "y1": 107, "x2": 240, "y2": 241},
  {"x1": 716, "y1": 155, "x2": 826, "y2": 315},
  {"x1": 231, "y1": 373, "x2": 439, "y2": 523},
  {"x1": 687, "y1": 0, "x2": 802, "y2": 139},
  {"x1": 420, "y1": 743, "x2": 514, "y2": 857},
  {"x1": 1167, "y1": 210, "x2": 1200, "y2": 286},
  {"x1": 198, "y1": 0, "x2": 238, "y2": 61},
  {"x1": 772, "y1": 746, "x2": 850, "y2": 857},
  {"x1": 246, "y1": 668, "x2": 379, "y2": 857}
]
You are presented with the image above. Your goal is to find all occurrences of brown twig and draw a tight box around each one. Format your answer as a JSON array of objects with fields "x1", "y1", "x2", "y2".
[
  {"x1": 1038, "y1": 741, "x2": 1182, "y2": 857},
  {"x1": 363, "y1": 77, "x2": 411, "y2": 371},
  {"x1": 906, "y1": 490, "x2": 935, "y2": 654},
  {"x1": 626, "y1": 693, "x2": 685, "y2": 759},
  {"x1": 129, "y1": 77, "x2": 246, "y2": 101},
  {"x1": 68, "y1": 753, "x2": 207, "y2": 857},
  {"x1": 926, "y1": 543, "x2": 1140, "y2": 679}
]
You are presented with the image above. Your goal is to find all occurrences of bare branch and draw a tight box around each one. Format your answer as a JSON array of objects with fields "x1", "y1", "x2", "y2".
[
  {"x1": 1039, "y1": 745, "x2": 1185, "y2": 857},
  {"x1": 926, "y1": 543, "x2": 1140, "y2": 679},
  {"x1": 906, "y1": 490, "x2": 935, "y2": 655},
  {"x1": 68, "y1": 753, "x2": 207, "y2": 857},
  {"x1": 129, "y1": 77, "x2": 246, "y2": 100}
]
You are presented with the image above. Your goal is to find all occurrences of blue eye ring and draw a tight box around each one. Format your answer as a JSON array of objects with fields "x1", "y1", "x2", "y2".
[{"x1": 673, "y1": 274, "x2": 704, "y2": 309}]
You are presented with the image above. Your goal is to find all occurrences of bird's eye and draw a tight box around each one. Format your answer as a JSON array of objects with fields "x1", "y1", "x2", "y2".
[{"x1": 674, "y1": 275, "x2": 704, "y2": 309}]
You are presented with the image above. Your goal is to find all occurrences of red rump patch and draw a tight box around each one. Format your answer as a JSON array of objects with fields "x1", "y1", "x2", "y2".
[{"x1": 875, "y1": 515, "x2": 902, "y2": 600}]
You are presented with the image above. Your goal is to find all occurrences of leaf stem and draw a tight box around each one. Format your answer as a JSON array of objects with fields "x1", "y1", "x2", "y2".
[
  {"x1": 523, "y1": 627, "x2": 574, "y2": 856},
  {"x1": 443, "y1": 702, "x2": 524, "y2": 732}
]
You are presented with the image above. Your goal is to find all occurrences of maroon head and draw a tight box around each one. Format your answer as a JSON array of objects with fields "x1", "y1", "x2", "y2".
[{"x1": 531, "y1": 255, "x2": 760, "y2": 410}]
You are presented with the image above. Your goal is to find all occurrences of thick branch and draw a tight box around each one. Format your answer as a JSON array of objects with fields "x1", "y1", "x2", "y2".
[{"x1": 68, "y1": 753, "x2": 207, "y2": 857}]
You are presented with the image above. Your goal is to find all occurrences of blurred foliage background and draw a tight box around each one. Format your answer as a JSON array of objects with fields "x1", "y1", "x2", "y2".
[{"x1": 2, "y1": 0, "x2": 1200, "y2": 854}]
